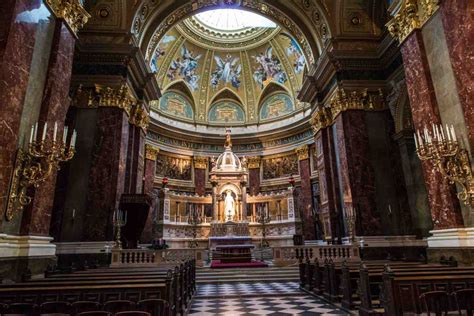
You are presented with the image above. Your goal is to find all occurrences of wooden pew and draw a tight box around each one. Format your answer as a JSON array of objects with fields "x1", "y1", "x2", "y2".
[{"x1": 381, "y1": 266, "x2": 474, "y2": 316}]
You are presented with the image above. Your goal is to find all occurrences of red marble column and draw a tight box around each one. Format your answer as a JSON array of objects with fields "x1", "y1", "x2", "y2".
[
  {"x1": 83, "y1": 108, "x2": 129, "y2": 241},
  {"x1": 401, "y1": 30, "x2": 464, "y2": 229},
  {"x1": 248, "y1": 157, "x2": 261, "y2": 196},
  {"x1": 315, "y1": 129, "x2": 340, "y2": 241},
  {"x1": 125, "y1": 126, "x2": 145, "y2": 194},
  {"x1": 334, "y1": 111, "x2": 381, "y2": 236},
  {"x1": 0, "y1": 0, "x2": 41, "y2": 221},
  {"x1": 194, "y1": 157, "x2": 207, "y2": 196},
  {"x1": 440, "y1": 0, "x2": 474, "y2": 151},
  {"x1": 20, "y1": 21, "x2": 75, "y2": 236},
  {"x1": 141, "y1": 145, "x2": 158, "y2": 243},
  {"x1": 297, "y1": 146, "x2": 315, "y2": 240}
]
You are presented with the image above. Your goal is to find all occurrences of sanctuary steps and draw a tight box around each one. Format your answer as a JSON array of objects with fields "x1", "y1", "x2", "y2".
[{"x1": 196, "y1": 266, "x2": 299, "y2": 284}]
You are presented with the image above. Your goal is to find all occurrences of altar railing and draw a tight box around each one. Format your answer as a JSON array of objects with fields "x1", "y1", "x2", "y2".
[
  {"x1": 273, "y1": 245, "x2": 360, "y2": 266},
  {"x1": 110, "y1": 248, "x2": 207, "y2": 267}
]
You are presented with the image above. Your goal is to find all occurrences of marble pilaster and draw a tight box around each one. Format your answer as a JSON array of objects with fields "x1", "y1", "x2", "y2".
[
  {"x1": 194, "y1": 157, "x2": 207, "y2": 196},
  {"x1": 248, "y1": 160, "x2": 261, "y2": 196},
  {"x1": 21, "y1": 21, "x2": 75, "y2": 236},
  {"x1": 401, "y1": 31, "x2": 464, "y2": 229}
]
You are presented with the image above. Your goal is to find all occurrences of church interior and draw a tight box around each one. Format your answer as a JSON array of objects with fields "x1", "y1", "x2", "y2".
[{"x1": 0, "y1": 0, "x2": 473, "y2": 315}]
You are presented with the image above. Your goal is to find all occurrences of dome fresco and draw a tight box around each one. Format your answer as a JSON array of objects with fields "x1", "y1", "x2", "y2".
[{"x1": 149, "y1": 9, "x2": 308, "y2": 127}]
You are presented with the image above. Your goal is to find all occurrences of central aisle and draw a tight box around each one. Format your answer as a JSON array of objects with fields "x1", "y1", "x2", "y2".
[{"x1": 188, "y1": 267, "x2": 349, "y2": 315}]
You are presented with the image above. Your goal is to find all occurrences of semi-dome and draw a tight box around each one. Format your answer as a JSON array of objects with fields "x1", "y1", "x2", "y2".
[{"x1": 148, "y1": 9, "x2": 309, "y2": 132}]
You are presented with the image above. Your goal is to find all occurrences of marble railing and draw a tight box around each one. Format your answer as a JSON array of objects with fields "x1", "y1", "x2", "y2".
[
  {"x1": 110, "y1": 248, "x2": 207, "y2": 267},
  {"x1": 272, "y1": 245, "x2": 360, "y2": 266}
]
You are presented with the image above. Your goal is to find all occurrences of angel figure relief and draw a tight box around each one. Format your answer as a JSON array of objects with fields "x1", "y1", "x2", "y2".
[
  {"x1": 210, "y1": 54, "x2": 242, "y2": 89},
  {"x1": 253, "y1": 47, "x2": 288, "y2": 89},
  {"x1": 167, "y1": 46, "x2": 202, "y2": 91}
]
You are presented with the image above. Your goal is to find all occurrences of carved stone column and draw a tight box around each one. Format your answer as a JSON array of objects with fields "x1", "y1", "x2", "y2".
[
  {"x1": 211, "y1": 180, "x2": 218, "y2": 222},
  {"x1": 247, "y1": 156, "x2": 261, "y2": 196},
  {"x1": 194, "y1": 156, "x2": 208, "y2": 196},
  {"x1": 295, "y1": 145, "x2": 315, "y2": 240}
]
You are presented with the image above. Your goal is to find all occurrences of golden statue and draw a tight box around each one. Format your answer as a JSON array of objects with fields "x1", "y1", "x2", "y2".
[{"x1": 224, "y1": 129, "x2": 232, "y2": 148}]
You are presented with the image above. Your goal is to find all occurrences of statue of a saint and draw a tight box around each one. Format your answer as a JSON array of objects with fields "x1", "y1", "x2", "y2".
[
  {"x1": 224, "y1": 190, "x2": 235, "y2": 222},
  {"x1": 224, "y1": 129, "x2": 232, "y2": 148}
]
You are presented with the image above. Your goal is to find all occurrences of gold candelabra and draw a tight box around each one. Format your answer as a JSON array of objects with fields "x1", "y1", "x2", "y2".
[
  {"x1": 113, "y1": 209, "x2": 127, "y2": 249},
  {"x1": 344, "y1": 206, "x2": 356, "y2": 243},
  {"x1": 415, "y1": 123, "x2": 474, "y2": 207},
  {"x1": 6, "y1": 122, "x2": 76, "y2": 221}
]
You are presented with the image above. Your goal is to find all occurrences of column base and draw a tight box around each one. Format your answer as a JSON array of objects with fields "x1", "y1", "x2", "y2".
[
  {"x1": 356, "y1": 235, "x2": 427, "y2": 261},
  {"x1": 0, "y1": 234, "x2": 57, "y2": 281},
  {"x1": 55, "y1": 241, "x2": 115, "y2": 267},
  {"x1": 426, "y1": 228, "x2": 474, "y2": 266}
]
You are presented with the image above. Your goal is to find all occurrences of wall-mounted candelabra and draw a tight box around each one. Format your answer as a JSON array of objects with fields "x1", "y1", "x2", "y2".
[
  {"x1": 113, "y1": 209, "x2": 127, "y2": 249},
  {"x1": 6, "y1": 122, "x2": 76, "y2": 221},
  {"x1": 257, "y1": 204, "x2": 271, "y2": 248},
  {"x1": 188, "y1": 204, "x2": 202, "y2": 248},
  {"x1": 415, "y1": 123, "x2": 474, "y2": 207}
]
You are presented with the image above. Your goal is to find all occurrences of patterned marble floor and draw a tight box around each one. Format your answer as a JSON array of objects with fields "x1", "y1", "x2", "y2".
[{"x1": 189, "y1": 282, "x2": 349, "y2": 315}]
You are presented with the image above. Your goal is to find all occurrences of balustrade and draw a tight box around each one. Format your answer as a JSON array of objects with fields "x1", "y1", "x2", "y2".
[
  {"x1": 273, "y1": 245, "x2": 360, "y2": 266},
  {"x1": 111, "y1": 248, "x2": 207, "y2": 267}
]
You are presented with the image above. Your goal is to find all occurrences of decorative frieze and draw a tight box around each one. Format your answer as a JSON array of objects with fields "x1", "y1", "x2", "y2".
[
  {"x1": 295, "y1": 145, "x2": 309, "y2": 161},
  {"x1": 247, "y1": 156, "x2": 261, "y2": 169},
  {"x1": 386, "y1": 0, "x2": 440, "y2": 44},
  {"x1": 145, "y1": 144, "x2": 159, "y2": 161},
  {"x1": 45, "y1": 0, "x2": 91, "y2": 37},
  {"x1": 194, "y1": 156, "x2": 208, "y2": 169}
]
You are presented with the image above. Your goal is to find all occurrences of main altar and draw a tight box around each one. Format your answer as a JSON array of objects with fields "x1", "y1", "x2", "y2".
[{"x1": 160, "y1": 130, "x2": 298, "y2": 249}]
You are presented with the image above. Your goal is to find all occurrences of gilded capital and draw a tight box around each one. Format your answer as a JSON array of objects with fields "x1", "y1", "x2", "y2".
[
  {"x1": 130, "y1": 103, "x2": 150, "y2": 132},
  {"x1": 95, "y1": 84, "x2": 136, "y2": 116},
  {"x1": 145, "y1": 144, "x2": 159, "y2": 161},
  {"x1": 45, "y1": 0, "x2": 91, "y2": 37},
  {"x1": 295, "y1": 145, "x2": 309, "y2": 161},
  {"x1": 386, "y1": 0, "x2": 440, "y2": 44},
  {"x1": 247, "y1": 156, "x2": 261, "y2": 169},
  {"x1": 194, "y1": 156, "x2": 208, "y2": 169},
  {"x1": 310, "y1": 106, "x2": 332, "y2": 134}
]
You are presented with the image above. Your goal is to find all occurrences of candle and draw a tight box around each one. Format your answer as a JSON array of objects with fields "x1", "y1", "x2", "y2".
[
  {"x1": 451, "y1": 125, "x2": 456, "y2": 141},
  {"x1": 440, "y1": 124, "x2": 445, "y2": 141},
  {"x1": 445, "y1": 124, "x2": 451, "y2": 141},
  {"x1": 63, "y1": 126, "x2": 68, "y2": 144},
  {"x1": 42, "y1": 122, "x2": 48, "y2": 141},
  {"x1": 414, "y1": 133, "x2": 418, "y2": 149},
  {"x1": 29, "y1": 125, "x2": 34, "y2": 143},
  {"x1": 34, "y1": 122, "x2": 38, "y2": 141},
  {"x1": 53, "y1": 122, "x2": 58, "y2": 142},
  {"x1": 71, "y1": 130, "x2": 77, "y2": 148},
  {"x1": 388, "y1": 204, "x2": 392, "y2": 214}
]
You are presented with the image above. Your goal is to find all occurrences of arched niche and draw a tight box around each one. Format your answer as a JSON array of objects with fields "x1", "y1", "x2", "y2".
[
  {"x1": 210, "y1": 88, "x2": 244, "y2": 108},
  {"x1": 257, "y1": 83, "x2": 294, "y2": 121},
  {"x1": 208, "y1": 99, "x2": 245, "y2": 124},
  {"x1": 159, "y1": 81, "x2": 196, "y2": 121}
]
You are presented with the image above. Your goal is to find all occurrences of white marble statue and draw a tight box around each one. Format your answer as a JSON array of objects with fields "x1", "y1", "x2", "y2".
[{"x1": 224, "y1": 190, "x2": 235, "y2": 222}]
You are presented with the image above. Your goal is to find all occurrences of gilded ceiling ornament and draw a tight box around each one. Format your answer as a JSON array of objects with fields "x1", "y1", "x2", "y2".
[
  {"x1": 194, "y1": 156, "x2": 209, "y2": 169},
  {"x1": 295, "y1": 145, "x2": 309, "y2": 161},
  {"x1": 145, "y1": 144, "x2": 160, "y2": 161},
  {"x1": 45, "y1": 0, "x2": 91, "y2": 37},
  {"x1": 247, "y1": 156, "x2": 261, "y2": 169},
  {"x1": 386, "y1": 0, "x2": 440, "y2": 44}
]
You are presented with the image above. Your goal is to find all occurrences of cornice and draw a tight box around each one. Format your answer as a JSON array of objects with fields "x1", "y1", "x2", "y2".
[{"x1": 45, "y1": 0, "x2": 91, "y2": 38}]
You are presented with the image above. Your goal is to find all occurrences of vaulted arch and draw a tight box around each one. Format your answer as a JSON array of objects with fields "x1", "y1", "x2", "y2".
[{"x1": 210, "y1": 88, "x2": 244, "y2": 109}]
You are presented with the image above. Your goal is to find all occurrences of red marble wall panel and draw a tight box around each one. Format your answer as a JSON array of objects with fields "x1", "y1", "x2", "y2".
[
  {"x1": 141, "y1": 157, "x2": 156, "y2": 243},
  {"x1": 0, "y1": 0, "x2": 41, "y2": 224},
  {"x1": 248, "y1": 168, "x2": 260, "y2": 196},
  {"x1": 20, "y1": 22, "x2": 75, "y2": 236},
  {"x1": 299, "y1": 158, "x2": 315, "y2": 240},
  {"x1": 401, "y1": 31, "x2": 464, "y2": 229},
  {"x1": 83, "y1": 108, "x2": 129, "y2": 241},
  {"x1": 440, "y1": 0, "x2": 474, "y2": 151},
  {"x1": 124, "y1": 126, "x2": 144, "y2": 194},
  {"x1": 194, "y1": 168, "x2": 206, "y2": 195},
  {"x1": 335, "y1": 112, "x2": 381, "y2": 236}
]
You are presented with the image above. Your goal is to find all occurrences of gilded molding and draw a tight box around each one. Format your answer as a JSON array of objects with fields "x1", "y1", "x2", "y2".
[
  {"x1": 194, "y1": 156, "x2": 208, "y2": 169},
  {"x1": 247, "y1": 156, "x2": 261, "y2": 169},
  {"x1": 295, "y1": 145, "x2": 309, "y2": 161},
  {"x1": 45, "y1": 0, "x2": 91, "y2": 37},
  {"x1": 310, "y1": 87, "x2": 385, "y2": 134},
  {"x1": 386, "y1": 0, "x2": 440, "y2": 44},
  {"x1": 145, "y1": 144, "x2": 159, "y2": 161},
  {"x1": 95, "y1": 84, "x2": 136, "y2": 116},
  {"x1": 130, "y1": 103, "x2": 150, "y2": 132}
]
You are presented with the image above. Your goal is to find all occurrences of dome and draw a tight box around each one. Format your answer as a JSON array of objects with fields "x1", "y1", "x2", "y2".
[
  {"x1": 148, "y1": 9, "x2": 309, "y2": 132},
  {"x1": 214, "y1": 147, "x2": 243, "y2": 172}
]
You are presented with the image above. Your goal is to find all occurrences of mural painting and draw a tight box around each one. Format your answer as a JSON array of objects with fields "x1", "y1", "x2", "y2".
[
  {"x1": 156, "y1": 154, "x2": 192, "y2": 181},
  {"x1": 252, "y1": 47, "x2": 288, "y2": 89},
  {"x1": 159, "y1": 91, "x2": 194, "y2": 120},
  {"x1": 262, "y1": 154, "x2": 299, "y2": 179},
  {"x1": 150, "y1": 34, "x2": 177, "y2": 73},
  {"x1": 208, "y1": 101, "x2": 245, "y2": 123},
  {"x1": 167, "y1": 45, "x2": 202, "y2": 91},
  {"x1": 281, "y1": 33, "x2": 306, "y2": 74},
  {"x1": 211, "y1": 54, "x2": 242, "y2": 89},
  {"x1": 260, "y1": 93, "x2": 293, "y2": 120}
]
